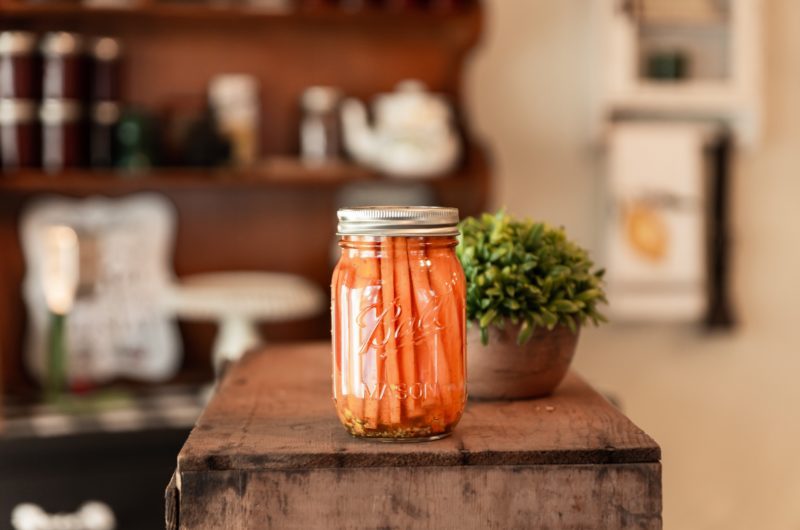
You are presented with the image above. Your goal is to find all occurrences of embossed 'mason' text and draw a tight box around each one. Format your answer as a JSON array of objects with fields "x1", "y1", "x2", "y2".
[{"x1": 361, "y1": 381, "x2": 440, "y2": 400}]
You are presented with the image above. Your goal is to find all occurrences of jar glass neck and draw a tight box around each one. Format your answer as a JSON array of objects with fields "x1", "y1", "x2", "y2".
[{"x1": 338, "y1": 235, "x2": 458, "y2": 251}]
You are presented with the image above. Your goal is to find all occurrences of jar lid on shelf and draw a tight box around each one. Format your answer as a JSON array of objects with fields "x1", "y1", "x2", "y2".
[
  {"x1": 0, "y1": 99, "x2": 37, "y2": 124},
  {"x1": 0, "y1": 31, "x2": 37, "y2": 55},
  {"x1": 40, "y1": 32, "x2": 84, "y2": 57},
  {"x1": 91, "y1": 37, "x2": 122, "y2": 62},
  {"x1": 39, "y1": 99, "x2": 82, "y2": 124},
  {"x1": 91, "y1": 101, "x2": 121, "y2": 125},
  {"x1": 337, "y1": 206, "x2": 459, "y2": 237},
  {"x1": 302, "y1": 86, "x2": 341, "y2": 114}
]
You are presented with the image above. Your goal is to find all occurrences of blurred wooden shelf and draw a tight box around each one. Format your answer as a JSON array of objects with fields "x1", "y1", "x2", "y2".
[
  {"x1": 0, "y1": 1, "x2": 479, "y2": 25},
  {"x1": 0, "y1": 162, "x2": 371, "y2": 194},
  {"x1": 0, "y1": 0, "x2": 490, "y2": 400},
  {"x1": 0, "y1": 156, "x2": 486, "y2": 195},
  {"x1": 0, "y1": 384, "x2": 205, "y2": 439}
]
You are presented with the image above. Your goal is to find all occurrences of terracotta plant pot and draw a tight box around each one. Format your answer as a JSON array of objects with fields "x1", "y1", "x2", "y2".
[{"x1": 466, "y1": 322, "x2": 580, "y2": 400}]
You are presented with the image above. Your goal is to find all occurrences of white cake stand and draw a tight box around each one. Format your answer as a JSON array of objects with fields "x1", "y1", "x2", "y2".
[{"x1": 167, "y1": 272, "x2": 326, "y2": 373}]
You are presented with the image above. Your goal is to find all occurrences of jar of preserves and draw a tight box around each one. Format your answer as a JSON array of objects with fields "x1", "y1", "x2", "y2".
[
  {"x1": 332, "y1": 206, "x2": 466, "y2": 441},
  {"x1": 41, "y1": 32, "x2": 84, "y2": 100},
  {"x1": 0, "y1": 99, "x2": 38, "y2": 170},
  {"x1": 90, "y1": 37, "x2": 121, "y2": 102},
  {"x1": 40, "y1": 99, "x2": 83, "y2": 172},
  {"x1": 0, "y1": 31, "x2": 38, "y2": 99}
]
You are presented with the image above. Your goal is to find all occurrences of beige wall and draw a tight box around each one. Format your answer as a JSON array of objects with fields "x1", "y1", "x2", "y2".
[{"x1": 467, "y1": 1, "x2": 800, "y2": 529}]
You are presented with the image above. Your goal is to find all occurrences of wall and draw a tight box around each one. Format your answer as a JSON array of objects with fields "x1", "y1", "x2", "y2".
[{"x1": 466, "y1": 1, "x2": 800, "y2": 529}]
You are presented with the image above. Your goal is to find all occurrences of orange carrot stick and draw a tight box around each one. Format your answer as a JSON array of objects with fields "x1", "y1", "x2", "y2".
[
  {"x1": 332, "y1": 260, "x2": 344, "y2": 417},
  {"x1": 380, "y1": 237, "x2": 403, "y2": 425},
  {"x1": 429, "y1": 246, "x2": 467, "y2": 423},
  {"x1": 393, "y1": 237, "x2": 421, "y2": 418},
  {"x1": 408, "y1": 239, "x2": 452, "y2": 419},
  {"x1": 354, "y1": 251, "x2": 382, "y2": 429},
  {"x1": 337, "y1": 252, "x2": 368, "y2": 428}
]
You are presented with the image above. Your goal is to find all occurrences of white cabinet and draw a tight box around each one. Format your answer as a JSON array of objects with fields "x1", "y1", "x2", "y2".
[{"x1": 596, "y1": 0, "x2": 762, "y2": 145}]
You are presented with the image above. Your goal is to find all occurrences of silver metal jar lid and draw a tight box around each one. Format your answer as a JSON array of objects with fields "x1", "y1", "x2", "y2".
[
  {"x1": 0, "y1": 31, "x2": 37, "y2": 55},
  {"x1": 337, "y1": 206, "x2": 459, "y2": 237},
  {"x1": 40, "y1": 32, "x2": 83, "y2": 57}
]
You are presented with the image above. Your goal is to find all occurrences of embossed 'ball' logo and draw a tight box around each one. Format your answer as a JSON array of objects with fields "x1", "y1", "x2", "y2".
[{"x1": 356, "y1": 281, "x2": 455, "y2": 357}]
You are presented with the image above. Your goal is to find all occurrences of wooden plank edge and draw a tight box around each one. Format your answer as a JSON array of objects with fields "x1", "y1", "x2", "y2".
[
  {"x1": 165, "y1": 472, "x2": 180, "y2": 530},
  {"x1": 176, "y1": 463, "x2": 662, "y2": 530},
  {"x1": 177, "y1": 444, "x2": 661, "y2": 472}
]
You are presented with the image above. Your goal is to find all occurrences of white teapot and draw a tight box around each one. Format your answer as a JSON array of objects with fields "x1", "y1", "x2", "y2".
[{"x1": 341, "y1": 80, "x2": 462, "y2": 178}]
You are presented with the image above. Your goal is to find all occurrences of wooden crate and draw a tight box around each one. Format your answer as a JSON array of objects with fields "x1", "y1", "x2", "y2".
[{"x1": 167, "y1": 342, "x2": 661, "y2": 529}]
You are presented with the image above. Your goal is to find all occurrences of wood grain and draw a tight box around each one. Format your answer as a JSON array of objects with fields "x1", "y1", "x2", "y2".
[
  {"x1": 177, "y1": 464, "x2": 662, "y2": 530},
  {"x1": 172, "y1": 342, "x2": 661, "y2": 529},
  {"x1": 177, "y1": 342, "x2": 659, "y2": 471},
  {"x1": 165, "y1": 473, "x2": 179, "y2": 530}
]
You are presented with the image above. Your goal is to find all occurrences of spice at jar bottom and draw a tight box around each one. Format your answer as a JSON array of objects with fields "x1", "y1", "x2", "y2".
[{"x1": 332, "y1": 206, "x2": 466, "y2": 441}]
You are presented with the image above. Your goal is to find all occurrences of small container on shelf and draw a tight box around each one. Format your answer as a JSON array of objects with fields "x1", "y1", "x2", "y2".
[
  {"x1": 89, "y1": 101, "x2": 120, "y2": 168},
  {"x1": 116, "y1": 108, "x2": 157, "y2": 172},
  {"x1": 90, "y1": 37, "x2": 122, "y2": 102},
  {"x1": 208, "y1": 74, "x2": 260, "y2": 168},
  {"x1": 0, "y1": 31, "x2": 38, "y2": 100},
  {"x1": 40, "y1": 99, "x2": 84, "y2": 173},
  {"x1": 89, "y1": 37, "x2": 123, "y2": 167},
  {"x1": 0, "y1": 99, "x2": 38, "y2": 171},
  {"x1": 41, "y1": 32, "x2": 85, "y2": 100},
  {"x1": 300, "y1": 86, "x2": 342, "y2": 165},
  {"x1": 645, "y1": 50, "x2": 689, "y2": 81}
]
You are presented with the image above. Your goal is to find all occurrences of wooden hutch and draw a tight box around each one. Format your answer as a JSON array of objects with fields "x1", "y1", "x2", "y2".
[{"x1": 0, "y1": 0, "x2": 490, "y2": 398}]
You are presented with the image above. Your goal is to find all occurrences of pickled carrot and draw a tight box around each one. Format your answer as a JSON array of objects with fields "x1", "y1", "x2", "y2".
[
  {"x1": 355, "y1": 253, "x2": 381, "y2": 429},
  {"x1": 332, "y1": 261, "x2": 342, "y2": 374},
  {"x1": 380, "y1": 237, "x2": 403, "y2": 425},
  {"x1": 408, "y1": 240, "x2": 453, "y2": 420},
  {"x1": 428, "y1": 248, "x2": 467, "y2": 423},
  {"x1": 393, "y1": 237, "x2": 421, "y2": 418}
]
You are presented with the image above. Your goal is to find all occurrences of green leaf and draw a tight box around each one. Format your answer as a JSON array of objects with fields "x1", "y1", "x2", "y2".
[
  {"x1": 479, "y1": 308, "x2": 498, "y2": 329},
  {"x1": 480, "y1": 326, "x2": 489, "y2": 346},
  {"x1": 577, "y1": 289, "x2": 602, "y2": 302},
  {"x1": 553, "y1": 300, "x2": 579, "y2": 313},
  {"x1": 517, "y1": 319, "x2": 535, "y2": 345}
]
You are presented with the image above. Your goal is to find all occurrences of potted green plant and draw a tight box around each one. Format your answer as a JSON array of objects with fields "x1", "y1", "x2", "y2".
[{"x1": 457, "y1": 211, "x2": 607, "y2": 399}]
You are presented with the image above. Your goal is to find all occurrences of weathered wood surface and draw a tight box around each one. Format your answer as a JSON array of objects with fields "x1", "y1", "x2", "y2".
[
  {"x1": 178, "y1": 464, "x2": 662, "y2": 530},
  {"x1": 169, "y1": 342, "x2": 661, "y2": 529}
]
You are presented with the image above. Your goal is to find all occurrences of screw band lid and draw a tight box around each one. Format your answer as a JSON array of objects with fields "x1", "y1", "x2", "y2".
[{"x1": 337, "y1": 206, "x2": 459, "y2": 237}]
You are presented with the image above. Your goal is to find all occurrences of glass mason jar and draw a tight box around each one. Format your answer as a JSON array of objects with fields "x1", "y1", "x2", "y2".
[{"x1": 332, "y1": 206, "x2": 466, "y2": 441}]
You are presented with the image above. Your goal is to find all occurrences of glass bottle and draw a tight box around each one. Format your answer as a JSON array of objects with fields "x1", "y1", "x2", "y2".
[
  {"x1": 41, "y1": 32, "x2": 84, "y2": 100},
  {"x1": 332, "y1": 206, "x2": 466, "y2": 441},
  {"x1": 0, "y1": 31, "x2": 38, "y2": 99},
  {"x1": 0, "y1": 99, "x2": 38, "y2": 170},
  {"x1": 40, "y1": 99, "x2": 83, "y2": 173},
  {"x1": 89, "y1": 37, "x2": 122, "y2": 168},
  {"x1": 300, "y1": 86, "x2": 342, "y2": 165}
]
